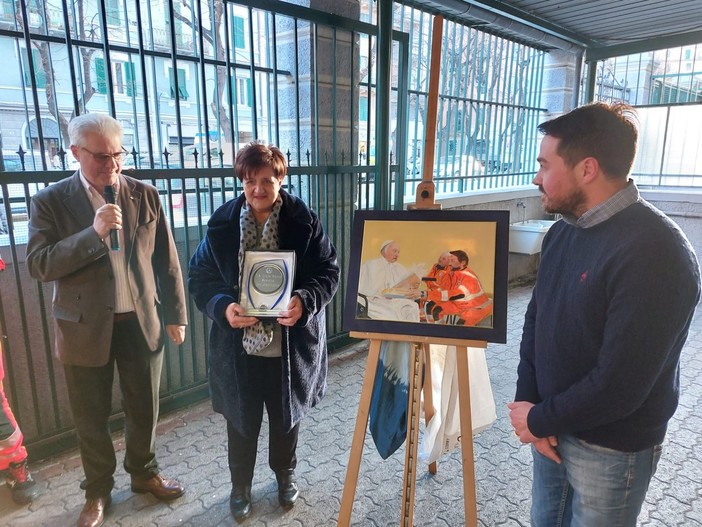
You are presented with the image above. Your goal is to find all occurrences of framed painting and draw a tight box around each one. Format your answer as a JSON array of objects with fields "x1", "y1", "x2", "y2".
[{"x1": 343, "y1": 209, "x2": 509, "y2": 343}]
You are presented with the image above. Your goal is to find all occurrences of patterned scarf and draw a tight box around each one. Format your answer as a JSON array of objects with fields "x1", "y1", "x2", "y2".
[{"x1": 238, "y1": 197, "x2": 282, "y2": 355}]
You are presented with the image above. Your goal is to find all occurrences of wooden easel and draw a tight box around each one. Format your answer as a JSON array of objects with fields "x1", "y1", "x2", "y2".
[
  {"x1": 412, "y1": 14, "x2": 444, "y2": 212},
  {"x1": 337, "y1": 333, "x2": 486, "y2": 526},
  {"x1": 338, "y1": 14, "x2": 485, "y2": 526}
]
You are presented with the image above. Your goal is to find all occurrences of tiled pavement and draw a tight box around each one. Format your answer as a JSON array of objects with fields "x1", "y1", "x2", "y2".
[{"x1": 1, "y1": 284, "x2": 701, "y2": 526}]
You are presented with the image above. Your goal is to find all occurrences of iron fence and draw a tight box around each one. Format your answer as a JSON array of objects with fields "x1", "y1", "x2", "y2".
[
  {"x1": 0, "y1": 159, "x2": 377, "y2": 459},
  {"x1": 0, "y1": 0, "x2": 553, "y2": 458}
]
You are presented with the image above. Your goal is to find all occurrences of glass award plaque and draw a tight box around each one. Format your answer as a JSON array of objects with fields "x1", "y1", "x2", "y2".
[{"x1": 240, "y1": 250, "x2": 296, "y2": 317}]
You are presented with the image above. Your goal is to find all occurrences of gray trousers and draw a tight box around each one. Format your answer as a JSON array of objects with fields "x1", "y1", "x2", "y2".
[{"x1": 63, "y1": 315, "x2": 163, "y2": 499}]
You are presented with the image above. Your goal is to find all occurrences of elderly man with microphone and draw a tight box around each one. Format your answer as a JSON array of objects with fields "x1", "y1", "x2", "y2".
[{"x1": 27, "y1": 113, "x2": 187, "y2": 527}]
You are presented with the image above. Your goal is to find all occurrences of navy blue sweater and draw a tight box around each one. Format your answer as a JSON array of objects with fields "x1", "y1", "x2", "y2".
[{"x1": 516, "y1": 201, "x2": 700, "y2": 452}]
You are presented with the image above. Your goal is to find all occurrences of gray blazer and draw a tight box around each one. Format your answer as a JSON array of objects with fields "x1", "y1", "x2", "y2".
[{"x1": 26, "y1": 172, "x2": 187, "y2": 367}]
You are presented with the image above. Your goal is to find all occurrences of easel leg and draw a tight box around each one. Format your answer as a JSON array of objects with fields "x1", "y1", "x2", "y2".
[
  {"x1": 422, "y1": 344, "x2": 437, "y2": 475},
  {"x1": 456, "y1": 346, "x2": 478, "y2": 527},
  {"x1": 338, "y1": 339, "x2": 382, "y2": 527},
  {"x1": 400, "y1": 343, "x2": 423, "y2": 526}
]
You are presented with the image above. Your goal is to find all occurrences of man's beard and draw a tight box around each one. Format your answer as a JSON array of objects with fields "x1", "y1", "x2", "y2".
[{"x1": 539, "y1": 186, "x2": 587, "y2": 217}]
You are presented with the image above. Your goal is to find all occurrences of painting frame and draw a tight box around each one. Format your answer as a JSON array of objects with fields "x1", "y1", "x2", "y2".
[{"x1": 343, "y1": 209, "x2": 509, "y2": 344}]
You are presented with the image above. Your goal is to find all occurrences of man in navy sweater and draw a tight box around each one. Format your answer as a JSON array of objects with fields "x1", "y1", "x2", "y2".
[{"x1": 508, "y1": 102, "x2": 700, "y2": 526}]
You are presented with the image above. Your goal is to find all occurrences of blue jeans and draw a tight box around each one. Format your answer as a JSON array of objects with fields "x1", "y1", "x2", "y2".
[{"x1": 531, "y1": 435, "x2": 662, "y2": 527}]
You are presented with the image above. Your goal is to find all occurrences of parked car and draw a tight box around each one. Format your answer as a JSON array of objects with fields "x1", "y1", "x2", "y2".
[
  {"x1": 434, "y1": 154, "x2": 484, "y2": 179},
  {"x1": 470, "y1": 140, "x2": 515, "y2": 174},
  {"x1": 1, "y1": 150, "x2": 79, "y2": 171},
  {"x1": 405, "y1": 163, "x2": 421, "y2": 179},
  {"x1": 2, "y1": 151, "x2": 48, "y2": 171},
  {"x1": 1, "y1": 151, "x2": 50, "y2": 222},
  {"x1": 0, "y1": 182, "x2": 44, "y2": 223},
  {"x1": 153, "y1": 175, "x2": 238, "y2": 219}
]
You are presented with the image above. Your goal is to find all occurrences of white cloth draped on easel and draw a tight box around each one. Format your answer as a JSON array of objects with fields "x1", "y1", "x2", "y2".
[{"x1": 419, "y1": 344, "x2": 496, "y2": 464}]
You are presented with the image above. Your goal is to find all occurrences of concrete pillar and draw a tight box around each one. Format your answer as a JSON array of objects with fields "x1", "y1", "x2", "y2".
[
  {"x1": 540, "y1": 49, "x2": 580, "y2": 118},
  {"x1": 276, "y1": 0, "x2": 361, "y2": 165},
  {"x1": 275, "y1": 0, "x2": 362, "y2": 335}
]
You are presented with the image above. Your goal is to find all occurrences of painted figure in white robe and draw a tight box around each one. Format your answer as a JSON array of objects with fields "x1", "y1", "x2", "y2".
[{"x1": 358, "y1": 240, "x2": 421, "y2": 322}]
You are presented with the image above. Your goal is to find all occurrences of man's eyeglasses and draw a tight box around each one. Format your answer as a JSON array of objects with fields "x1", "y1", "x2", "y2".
[{"x1": 80, "y1": 146, "x2": 128, "y2": 164}]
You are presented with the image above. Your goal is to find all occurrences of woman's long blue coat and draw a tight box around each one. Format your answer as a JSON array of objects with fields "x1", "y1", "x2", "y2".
[{"x1": 188, "y1": 190, "x2": 340, "y2": 436}]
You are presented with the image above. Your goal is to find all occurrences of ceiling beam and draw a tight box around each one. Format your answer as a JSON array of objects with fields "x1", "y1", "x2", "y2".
[
  {"x1": 466, "y1": 0, "x2": 595, "y2": 47},
  {"x1": 586, "y1": 30, "x2": 702, "y2": 62},
  {"x1": 411, "y1": 0, "x2": 587, "y2": 52}
]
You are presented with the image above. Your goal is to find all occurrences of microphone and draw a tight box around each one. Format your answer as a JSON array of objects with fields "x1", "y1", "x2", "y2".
[{"x1": 102, "y1": 185, "x2": 120, "y2": 251}]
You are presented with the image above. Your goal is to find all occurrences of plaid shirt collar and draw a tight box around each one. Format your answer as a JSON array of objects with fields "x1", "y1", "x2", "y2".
[{"x1": 563, "y1": 179, "x2": 639, "y2": 229}]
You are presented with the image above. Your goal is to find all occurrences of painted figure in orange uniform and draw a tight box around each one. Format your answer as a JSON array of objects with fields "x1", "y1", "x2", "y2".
[{"x1": 424, "y1": 250, "x2": 493, "y2": 326}]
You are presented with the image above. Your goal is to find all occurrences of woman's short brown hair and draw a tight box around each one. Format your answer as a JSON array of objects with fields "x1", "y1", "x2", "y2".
[{"x1": 234, "y1": 141, "x2": 287, "y2": 181}]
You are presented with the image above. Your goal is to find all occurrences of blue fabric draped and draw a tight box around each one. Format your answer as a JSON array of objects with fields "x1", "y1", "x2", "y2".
[{"x1": 369, "y1": 341, "x2": 412, "y2": 459}]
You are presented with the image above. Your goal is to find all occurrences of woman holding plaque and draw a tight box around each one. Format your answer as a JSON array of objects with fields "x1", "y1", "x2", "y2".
[{"x1": 188, "y1": 141, "x2": 339, "y2": 522}]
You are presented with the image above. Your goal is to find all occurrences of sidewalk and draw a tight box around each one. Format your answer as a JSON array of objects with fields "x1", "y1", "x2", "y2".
[{"x1": 1, "y1": 284, "x2": 700, "y2": 526}]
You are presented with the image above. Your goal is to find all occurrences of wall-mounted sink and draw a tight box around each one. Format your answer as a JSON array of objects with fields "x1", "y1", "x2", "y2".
[{"x1": 509, "y1": 219, "x2": 557, "y2": 254}]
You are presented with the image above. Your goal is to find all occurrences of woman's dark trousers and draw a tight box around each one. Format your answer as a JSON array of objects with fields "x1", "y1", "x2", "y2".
[{"x1": 227, "y1": 355, "x2": 299, "y2": 487}]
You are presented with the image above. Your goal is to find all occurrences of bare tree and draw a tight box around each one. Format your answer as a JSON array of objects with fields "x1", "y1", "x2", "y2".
[
  {"x1": 173, "y1": 0, "x2": 233, "y2": 144},
  {"x1": 18, "y1": 0, "x2": 98, "y2": 147}
]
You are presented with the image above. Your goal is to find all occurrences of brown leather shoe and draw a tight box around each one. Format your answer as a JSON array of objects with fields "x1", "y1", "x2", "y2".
[
  {"x1": 131, "y1": 474, "x2": 184, "y2": 501},
  {"x1": 77, "y1": 496, "x2": 111, "y2": 527}
]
